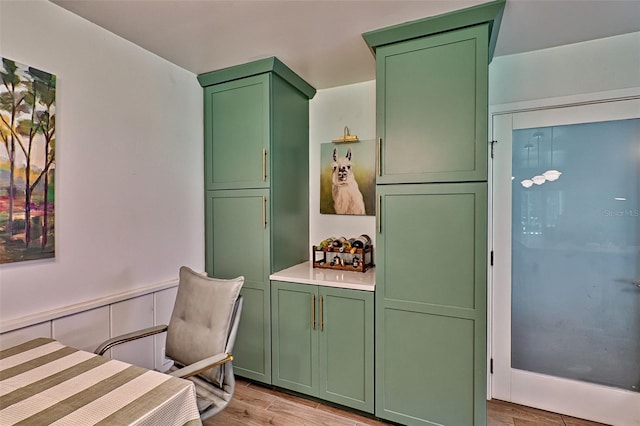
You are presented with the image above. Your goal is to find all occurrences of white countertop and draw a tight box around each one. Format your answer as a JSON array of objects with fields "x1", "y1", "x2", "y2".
[{"x1": 270, "y1": 261, "x2": 375, "y2": 292}]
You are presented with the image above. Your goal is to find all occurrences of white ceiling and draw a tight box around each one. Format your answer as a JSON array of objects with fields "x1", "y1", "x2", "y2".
[{"x1": 51, "y1": 0, "x2": 640, "y2": 90}]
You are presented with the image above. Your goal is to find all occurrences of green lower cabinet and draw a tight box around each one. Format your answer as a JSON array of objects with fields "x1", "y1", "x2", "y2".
[
  {"x1": 271, "y1": 281, "x2": 374, "y2": 413},
  {"x1": 233, "y1": 285, "x2": 271, "y2": 382},
  {"x1": 375, "y1": 183, "x2": 487, "y2": 425},
  {"x1": 271, "y1": 281, "x2": 317, "y2": 394},
  {"x1": 319, "y1": 286, "x2": 374, "y2": 413},
  {"x1": 205, "y1": 189, "x2": 271, "y2": 383}
]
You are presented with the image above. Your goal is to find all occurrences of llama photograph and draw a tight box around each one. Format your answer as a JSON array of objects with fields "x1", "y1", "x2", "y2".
[{"x1": 320, "y1": 141, "x2": 375, "y2": 216}]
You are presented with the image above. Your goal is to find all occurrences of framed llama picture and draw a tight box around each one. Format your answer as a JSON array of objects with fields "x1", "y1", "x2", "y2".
[
  {"x1": 320, "y1": 140, "x2": 376, "y2": 216},
  {"x1": 0, "y1": 57, "x2": 56, "y2": 264}
]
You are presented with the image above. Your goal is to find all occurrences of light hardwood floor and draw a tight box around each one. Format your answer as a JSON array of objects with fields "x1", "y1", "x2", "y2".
[{"x1": 204, "y1": 378, "x2": 608, "y2": 426}]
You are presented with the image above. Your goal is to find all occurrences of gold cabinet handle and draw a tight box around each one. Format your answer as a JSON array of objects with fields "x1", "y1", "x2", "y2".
[
  {"x1": 311, "y1": 294, "x2": 316, "y2": 330},
  {"x1": 262, "y1": 196, "x2": 267, "y2": 228},
  {"x1": 262, "y1": 148, "x2": 267, "y2": 181},
  {"x1": 377, "y1": 137, "x2": 382, "y2": 177},
  {"x1": 377, "y1": 195, "x2": 382, "y2": 234},
  {"x1": 319, "y1": 295, "x2": 323, "y2": 331}
]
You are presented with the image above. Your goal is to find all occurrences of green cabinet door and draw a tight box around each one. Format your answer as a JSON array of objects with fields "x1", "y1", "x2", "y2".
[
  {"x1": 376, "y1": 25, "x2": 489, "y2": 184},
  {"x1": 375, "y1": 183, "x2": 487, "y2": 425},
  {"x1": 271, "y1": 281, "x2": 375, "y2": 413},
  {"x1": 319, "y1": 286, "x2": 374, "y2": 413},
  {"x1": 271, "y1": 281, "x2": 318, "y2": 395},
  {"x1": 205, "y1": 189, "x2": 271, "y2": 383},
  {"x1": 204, "y1": 74, "x2": 270, "y2": 190}
]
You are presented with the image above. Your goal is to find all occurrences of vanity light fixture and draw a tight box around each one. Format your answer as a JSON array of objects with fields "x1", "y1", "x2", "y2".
[{"x1": 332, "y1": 126, "x2": 359, "y2": 143}]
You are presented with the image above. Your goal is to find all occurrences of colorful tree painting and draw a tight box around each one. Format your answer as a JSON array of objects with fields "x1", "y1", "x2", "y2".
[{"x1": 0, "y1": 58, "x2": 56, "y2": 263}]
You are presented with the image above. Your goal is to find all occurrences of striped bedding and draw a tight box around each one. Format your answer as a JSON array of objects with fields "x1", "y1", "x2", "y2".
[{"x1": 0, "y1": 338, "x2": 201, "y2": 426}]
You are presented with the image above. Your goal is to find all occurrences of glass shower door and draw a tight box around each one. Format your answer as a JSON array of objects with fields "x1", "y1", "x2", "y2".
[{"x1": 491, "y1": 99, "x2": 640, "y2": 425}]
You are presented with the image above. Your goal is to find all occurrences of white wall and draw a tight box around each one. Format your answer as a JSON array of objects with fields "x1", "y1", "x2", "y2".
[
  {"x1": 489, "y1": 32, "x2": 640, "y2": 107},
  {"x1": 0, "y1": 1, "x2": 203, "y2": 325},
  {"x1": 309, "y1": 80, "x2": 377, "y2": 249}
]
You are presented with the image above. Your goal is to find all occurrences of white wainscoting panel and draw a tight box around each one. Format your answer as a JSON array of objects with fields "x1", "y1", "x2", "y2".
[
  {"x1": 52, "y1": 306, "x2": 110, "y2": 353},
  {"x1": 154, "y1": 286, "x2": 178, "y2": 370},
  {"x1": 111, "y1": 294, "x2": 154, "y2": 369},
  {"x1": 0, "y1": 322, "x2": 51, "y2": 349},
  {"x1": 0, "y1": 284, "x2": 179, "y2": 369}
]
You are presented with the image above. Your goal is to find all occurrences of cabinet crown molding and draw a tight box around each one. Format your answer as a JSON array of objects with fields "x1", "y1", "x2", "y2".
[
  {"x1": 197, "y1": 56, "x2": 316, "y2": 99},
  {"x1": 362, "y1": 0, "x2": 505, "y2": 62}
]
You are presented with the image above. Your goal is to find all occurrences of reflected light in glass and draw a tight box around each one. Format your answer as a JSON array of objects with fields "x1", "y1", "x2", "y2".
[
  {"x1": 521, "y1": 179, "x2": 534, "y2": 188},
  {"x1": 543, "y1": 169, "x2": 562, "y2": 181},
  {"x1": 532, "y1": 175, "x2": 546, "y2": 185},
  {"x1": 614, "y1": 197, "x2": 627, "y2": 201}
]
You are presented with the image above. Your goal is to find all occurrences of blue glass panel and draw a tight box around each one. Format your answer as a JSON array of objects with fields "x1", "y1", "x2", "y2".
[{"x1": 511, "y1": 119, "x2": 640, "y2": 392}]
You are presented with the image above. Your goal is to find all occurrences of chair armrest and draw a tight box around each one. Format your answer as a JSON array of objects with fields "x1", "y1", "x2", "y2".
[
  {"x1": 168, "y1": 352, "x2": 233, "y2": 379},
  {"x1": 94, "y1": 325, "x2": 168, "y2": 355}
]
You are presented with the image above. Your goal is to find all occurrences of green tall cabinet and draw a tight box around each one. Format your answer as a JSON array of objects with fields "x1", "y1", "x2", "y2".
[
  {"x1": 363, "y1": 2, "x2": 504, "y2": 425},
  {"x1": 198, "y1": 58, "x2": 315, "y2": 384}
]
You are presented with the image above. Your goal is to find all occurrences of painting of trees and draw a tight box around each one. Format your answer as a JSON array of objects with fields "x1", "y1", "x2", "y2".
[{"x1": 0, "y1": 58, "x2": 56, "y2": 263}]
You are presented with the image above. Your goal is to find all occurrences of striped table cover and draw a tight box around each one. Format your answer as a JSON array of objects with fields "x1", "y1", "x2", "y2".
[{"x1": 0, "y1": 338, "x2": 202, "y2": 426}]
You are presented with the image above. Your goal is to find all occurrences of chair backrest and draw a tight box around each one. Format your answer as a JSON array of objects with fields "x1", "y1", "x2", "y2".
[{"x1": 165, "y1": 266, "x2": 244, "y2": 385}]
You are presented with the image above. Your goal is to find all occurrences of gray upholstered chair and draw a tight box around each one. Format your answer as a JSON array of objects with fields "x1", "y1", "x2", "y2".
[{"x1": 95, "y1": 266, "x2": 244, "y2": 420}]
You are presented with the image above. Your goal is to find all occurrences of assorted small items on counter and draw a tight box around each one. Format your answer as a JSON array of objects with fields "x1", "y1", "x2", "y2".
[{"x1": 313, "y1": 235, "x2": 373, "y2": 272}]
